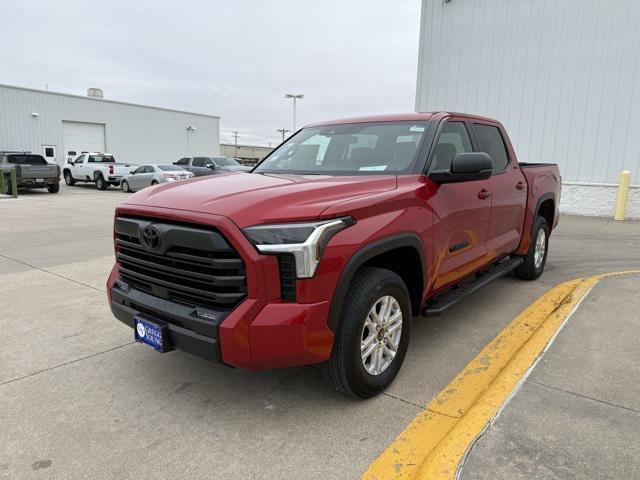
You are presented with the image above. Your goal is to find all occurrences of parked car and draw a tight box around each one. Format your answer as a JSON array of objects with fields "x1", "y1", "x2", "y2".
[
  {"x1": 63, "y1": 153, "x2": 137, "y2": 190},
  {"x1": 1, "y1": 151, "x2": 60, "y2": 193},
  {"x1": 173, "y1": 156, "x2": 252, "y2": 176},
  {"x1": 108, "y1": 112, "x2": 561, "y2": 398},
  {"x1": 121, "y1": 164, "x2": 194, "y2": 192}
]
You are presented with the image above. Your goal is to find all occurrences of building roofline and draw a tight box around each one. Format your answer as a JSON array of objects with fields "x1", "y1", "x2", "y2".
[
  {"x1": 0, "y1": 83, "x2": 221, "y2": 119},
  {"x1": 220, "y1": 143, "x2": 274, "y2": 148}
]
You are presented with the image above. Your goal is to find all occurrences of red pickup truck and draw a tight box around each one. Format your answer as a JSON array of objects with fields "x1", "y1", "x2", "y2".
[{"x1": 107, "y1": 112, "x2": 560, "y2": 398}]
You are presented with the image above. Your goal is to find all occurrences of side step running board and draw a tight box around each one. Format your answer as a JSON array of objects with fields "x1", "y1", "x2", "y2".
[{"x1": 422, "y1": 257, "x2": 523, "y2": 317}]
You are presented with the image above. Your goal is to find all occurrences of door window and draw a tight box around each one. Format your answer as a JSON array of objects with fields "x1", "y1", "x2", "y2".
[
  {"x1": 430, "y1": 122, "x2": 473, "y2": 171},
  {"x1": 193, "y1": 157, "x2": 207, "y2": 167},
  {"x1": 176, "y1": 158, "x2": 189, "y2": 166},
  {"x1": 472, "y1": 124, "x2": 510, "y2": 172},
  {"x1": 75, "y1": 155, "x2": 86, "y2": 164},
  {"x1": 131, "y1": 166, "x2": 145, "y2": 174}
]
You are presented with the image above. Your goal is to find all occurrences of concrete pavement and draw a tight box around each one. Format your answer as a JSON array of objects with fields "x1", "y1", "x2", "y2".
[
  {"x1": 461, "y1": 274, "x2": 640, "y2": 479},
  {"x1": 1, "y1": 184, "x2": 639, "y2": 479}
]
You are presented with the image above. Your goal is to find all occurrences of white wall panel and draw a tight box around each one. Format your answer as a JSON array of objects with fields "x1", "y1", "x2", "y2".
[
  {"x1": 0, "y1": 85, "x2": 220, "y2": 166},
  {"x1": 416, "y1": 0, "x2": 640, "y2": 185}
]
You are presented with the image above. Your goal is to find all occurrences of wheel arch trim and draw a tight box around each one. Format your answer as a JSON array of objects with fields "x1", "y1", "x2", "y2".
[{"x1": 327, "y1": 233, "x2": 427, "y2": 333}]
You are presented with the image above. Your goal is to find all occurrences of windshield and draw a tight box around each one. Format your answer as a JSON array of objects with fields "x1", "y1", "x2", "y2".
[
  {"x1": 254, "y1": 121, "x2": 428, "y2": 175},
  {"x1": 213, "y1": 157, "x2": 239, "y2": 166},
  {"x1": 158, "y1": 165, "x2": 185, "y2": 171}
]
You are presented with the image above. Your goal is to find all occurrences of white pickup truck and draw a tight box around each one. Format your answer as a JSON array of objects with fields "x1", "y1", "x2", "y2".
[{"x1": 63, "y1": 153, "x2": 137, "y2": 190}]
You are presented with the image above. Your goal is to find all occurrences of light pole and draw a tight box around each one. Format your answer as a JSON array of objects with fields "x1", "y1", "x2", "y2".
[
  {"x1": 186, "y1": 125, "x2": 196, "y2": 155},
  {"x1": 284, "y1": 94, "x2": 304, "y2": 131}
]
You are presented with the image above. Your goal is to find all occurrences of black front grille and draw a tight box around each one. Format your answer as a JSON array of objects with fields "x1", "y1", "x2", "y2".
[{"x1": 115, "y1": 217, "x2": 247, "y2": 310}]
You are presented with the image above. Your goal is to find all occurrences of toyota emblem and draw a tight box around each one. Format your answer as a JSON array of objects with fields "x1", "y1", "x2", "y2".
[{"x1": 141, "y1": 226, "x2": 161, "y2": 250}]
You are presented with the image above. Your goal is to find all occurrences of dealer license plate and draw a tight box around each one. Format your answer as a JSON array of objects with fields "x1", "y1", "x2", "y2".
[{"x1": 134, "y1": 317, "x2": 169, "y2": 352}]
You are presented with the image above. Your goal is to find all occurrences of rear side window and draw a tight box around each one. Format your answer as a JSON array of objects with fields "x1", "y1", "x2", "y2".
[
  {"x1": 88, "y1": 155, "x2": 115, "y2": 163},
  {"x1": 176, "y1": 158, "x2": 189, "y2": 166},
  {"x1": 473, "y1": 124, "x2": 509, "y2": 172},
  {"x1": 6, "y1": 155, "x2": 47, "y2": 165},
  {"x1": 430, "y1": 122, "x2": 473, "y2": 171}
]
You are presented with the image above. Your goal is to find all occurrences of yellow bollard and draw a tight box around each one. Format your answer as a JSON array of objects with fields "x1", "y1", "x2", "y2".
[{"x1": 614, "y1": 170, "x2": 631, "y2": 220}]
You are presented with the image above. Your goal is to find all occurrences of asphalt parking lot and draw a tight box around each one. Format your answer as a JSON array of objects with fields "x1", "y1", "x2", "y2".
[{"x1": 1, "y1": 184, "x2": 639, "y2": 479}]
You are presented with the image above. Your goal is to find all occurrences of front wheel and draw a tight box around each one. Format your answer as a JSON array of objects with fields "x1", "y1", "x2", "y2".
[
  {"x1": 514, "y1": 216, "x2": 549, "y2": 280},
  {"x1": 121, "y1": 180, "x2": 131, "y2": 193},
  {"x1": 63, "y1": 170, "x2": 75, "y2": 186},
  {"x1": 95, "y1": 174, "x2": 107, "y2": 190},
  {"x1": 321, "y1": 267, "x2": 411, "y2": 398}
]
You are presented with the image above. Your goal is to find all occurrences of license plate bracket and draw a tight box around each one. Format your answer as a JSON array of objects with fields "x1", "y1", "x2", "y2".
[{"x1": 134, "y1": 317, "x2": 172, "y2": 353}]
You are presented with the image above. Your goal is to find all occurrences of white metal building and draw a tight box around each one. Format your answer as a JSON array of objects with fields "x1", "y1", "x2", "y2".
[
  {"x1": 0, "y1": 84, "x2": 220, "y2": 166},
  {"x1": 416, "y1": 0, "x2": 640, "y2": 219}
]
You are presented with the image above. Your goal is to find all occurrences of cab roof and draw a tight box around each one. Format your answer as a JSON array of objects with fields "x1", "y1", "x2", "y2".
[{"x1": 306, "y1": 111, "x2": 499, "y2": 128}]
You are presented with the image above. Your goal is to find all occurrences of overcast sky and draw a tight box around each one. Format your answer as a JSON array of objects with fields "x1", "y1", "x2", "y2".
[{"x1": 1, "y1": 0, "x2": 422, "y2": 146}]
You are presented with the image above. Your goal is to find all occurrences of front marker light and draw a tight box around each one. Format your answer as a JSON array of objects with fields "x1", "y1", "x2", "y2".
[{"x1": 243, "y1": 217, "x2": 355, "y2": 278}]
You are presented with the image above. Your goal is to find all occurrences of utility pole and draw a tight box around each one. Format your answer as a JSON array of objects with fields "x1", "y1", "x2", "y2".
[
  {"x1": 284, "y1": 94, "x2": 305, "y2": 131},
  {"x1": 277, "y1": 128, "x2": 291, "y2": 142},
  {"x1": 232, "y1": 131, "x2": 240, "y2": 157}
]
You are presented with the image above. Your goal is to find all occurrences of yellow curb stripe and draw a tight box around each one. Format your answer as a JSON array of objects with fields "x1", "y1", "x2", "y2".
[{"x1": 362, "y1": 270, "x2": 640, "y2": 480}]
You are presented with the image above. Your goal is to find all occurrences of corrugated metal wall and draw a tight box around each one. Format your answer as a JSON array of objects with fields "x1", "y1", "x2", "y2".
[
  {"x1": 0, "y1": 85, "x2": 220, "y2": 165},
  {"x1": 416, "y1": 0, "x2": 640, "y2": 185}
]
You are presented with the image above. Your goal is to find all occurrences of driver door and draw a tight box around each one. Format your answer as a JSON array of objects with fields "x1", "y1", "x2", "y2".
[
  {"x1": 427, "y1": 121, "x2": 492, "y2": 291},
  {"x1": 127, "y1": 165, "x2": 146, "y2": 190},
  {"x1": 71, "y1": 154, "x2": 87, "y2": 179}
]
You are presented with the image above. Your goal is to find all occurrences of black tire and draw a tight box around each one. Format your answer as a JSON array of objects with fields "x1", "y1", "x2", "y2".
[
  {"x1": 63, "y1": 170, "x2": 75, "y2": 186},
  {"x1": 121, "y1": 180, "x2": 131, "y2": 193},
  {"x1": 321, "y1": 267, "x2": 411, "y2": 399},
  {"x1": 47, "y1": 183, "x2": 60, "y2": 193},
  {"x1": 151, "y1": 180, "x2": 158, "y2": 185},
  {"x1": 514, "y1": 216, "x2": 549, "y2": 280},
  {"x1": 95, "y1": 174, "x2": 107, "y2": 190}
]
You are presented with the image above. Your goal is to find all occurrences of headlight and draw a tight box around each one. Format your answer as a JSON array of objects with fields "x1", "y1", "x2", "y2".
[{"x1": 243, "y1": 217, "x2": 355, "y2": 278}]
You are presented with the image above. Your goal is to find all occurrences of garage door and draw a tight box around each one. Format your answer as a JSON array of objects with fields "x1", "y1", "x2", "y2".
[{"x1": 62, "y1": 121, "x2": 106, "y2": 164}]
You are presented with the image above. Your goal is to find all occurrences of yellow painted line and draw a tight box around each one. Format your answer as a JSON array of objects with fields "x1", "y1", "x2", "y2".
[{"x1": 362, "y1": 270, "x2": 640, "y2": 480}]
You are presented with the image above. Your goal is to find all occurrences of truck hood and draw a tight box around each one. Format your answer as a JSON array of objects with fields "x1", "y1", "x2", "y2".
[
  {"x1": 123, "y1": 172, "x2": 397, "y2": 227},
  {"x1": 221, "y1": 165, "x2": 252, "y2": 172}
]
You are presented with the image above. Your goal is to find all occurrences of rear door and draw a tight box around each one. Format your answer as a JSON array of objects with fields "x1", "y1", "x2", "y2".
[
  {"x1": 192, "y1": 157, "x2": 212, "y2": 176},
  {"x1": 471, "y1": 122, "x2": 527, "y2": 260},
  {"x1": 139, "y1": 166, "x2": 156, "y2": 187},
  {"x1": 427, "y1": 120, "x2": 491, "y2": 291}
]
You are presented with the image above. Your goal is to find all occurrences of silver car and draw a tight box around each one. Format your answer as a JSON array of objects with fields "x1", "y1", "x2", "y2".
[{"x1": 121, "y1": 164, "x2": 194, "y2": 192}]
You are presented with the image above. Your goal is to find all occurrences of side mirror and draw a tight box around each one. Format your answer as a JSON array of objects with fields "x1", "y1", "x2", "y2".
[
  {"x1": 67, "y1": 159, "x2": 74, "y2": 165},
  {"x1": 207, "y1": 164, "x2": 215, "y2": 169},
  {"x1": 429, "y1": 152, "x2": 493, "y2": 183}
]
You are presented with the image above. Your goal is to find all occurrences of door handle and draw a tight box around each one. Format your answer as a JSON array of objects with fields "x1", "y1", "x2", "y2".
[
  {"x1": 477, "y1": 189, "x2": 492, "y2": 200},
  {"x1": 516, "y1": 181, "x2": 526, "y2": 190}
]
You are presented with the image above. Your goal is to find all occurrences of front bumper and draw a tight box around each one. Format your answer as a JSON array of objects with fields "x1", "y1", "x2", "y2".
[{"x1": 106, "y1": 206, "x2": 336, "y2": 370}]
